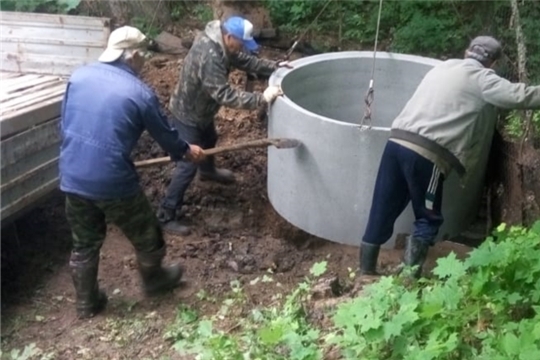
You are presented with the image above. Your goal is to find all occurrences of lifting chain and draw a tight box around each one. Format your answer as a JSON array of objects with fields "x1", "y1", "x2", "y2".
[{"x1": 360, "y1": 0, "x2": 384, "y2": 129}]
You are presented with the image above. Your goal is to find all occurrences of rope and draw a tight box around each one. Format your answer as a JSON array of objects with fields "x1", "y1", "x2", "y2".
[
  {"x1": 148, "y1": 0, "x2": 164, "y2": 32},
  {"x1": 284, "y1": 0, "x2": 333, "y2": 60},
  {"x1": 361, "y1": 0, "x2": 384, "y2": 129}
]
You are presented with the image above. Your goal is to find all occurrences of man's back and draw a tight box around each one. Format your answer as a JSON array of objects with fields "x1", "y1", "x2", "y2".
[
  {"x1": 393, "y1": 58, "x2": 495, "y2": 148},
  {"x1": 169, "y1": 30, "x2": 223, "y2": 127},
  {"x1": 60, "y1": 62, "x2": 150, "y2": 199},
  {"x1": 392, "y1": 57, "x2": 540, "y2": 176}
]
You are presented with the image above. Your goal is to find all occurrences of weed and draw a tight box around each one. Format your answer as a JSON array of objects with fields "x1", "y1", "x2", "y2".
[
  {"x1": 192, "y1": 3, "x2": 213, "y2": 24},
  {"x1": 329, "y1": 222, "x2": 540, "y2": 359}
]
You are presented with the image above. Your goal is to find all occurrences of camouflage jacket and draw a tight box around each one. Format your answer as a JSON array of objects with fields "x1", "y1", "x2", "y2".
[{"x1": 169, "y1": 20, "x2": 278, "y2": 128}]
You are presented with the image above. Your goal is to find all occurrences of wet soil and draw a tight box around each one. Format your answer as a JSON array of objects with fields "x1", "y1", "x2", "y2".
[{"x1": 1, "y1": 48, "x2": 474, "y2": 360}]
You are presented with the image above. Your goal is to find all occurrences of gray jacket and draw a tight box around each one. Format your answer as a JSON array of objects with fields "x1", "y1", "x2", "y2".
[
  {"x1": 391, "y1": 58, "x2": 540, "y2": 181},
  {"x1": 169, "y1": 20, "x2": 277, "y2": 128}
]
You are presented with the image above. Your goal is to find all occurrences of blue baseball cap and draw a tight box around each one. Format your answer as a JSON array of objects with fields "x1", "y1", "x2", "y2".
[{"x1": 222, "y1": 16, "x2": 259, "y2": 53}]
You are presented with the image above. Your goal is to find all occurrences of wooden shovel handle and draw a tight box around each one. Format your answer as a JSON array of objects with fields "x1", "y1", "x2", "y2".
[
  {"x1": 134, "y1": 139, "x2": 274, "y2": 168},
  {"x1": 203, "y1": 139, "x2": 273, "y2": 156}
]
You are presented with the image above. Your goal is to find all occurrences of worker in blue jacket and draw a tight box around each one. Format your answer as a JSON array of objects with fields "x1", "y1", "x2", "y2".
[{"x1": 59, "y1": 26, "x2": 205, "y2": 319}]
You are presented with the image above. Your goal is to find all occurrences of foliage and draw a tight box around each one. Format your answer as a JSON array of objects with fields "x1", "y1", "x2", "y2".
[
  {"x1": 130, "y1": 16, "x2": 160, "y2": 39},
  {"x1": 504, "y1": 111, "x2": 540, "y2": 140},
  {"x1": 329, "y1": 222, "x2": 540, "y2": 360},
  {"x1": 192, "y1": 3, "x2": 214, "y2": 24},
  {"x1": 165, "y1": 222, "x2": 540, "y2": 358},
  {"x1": 1, "y1": 342, "x2": 55, "y2": 360},
  {"x1": 0, "y1": 0, "x2": 80, "y2": 13},
  {"x1": 166, "y1": 263, "x2": 328, "y2": 360}
]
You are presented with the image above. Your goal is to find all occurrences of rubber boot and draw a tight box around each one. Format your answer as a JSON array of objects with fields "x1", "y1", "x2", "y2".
[
  {"x1": 70, "y1": 250, "x2": 108, "y2": 319},
  {"x1": 403, "y1": 236, "x2": 430, "y2": 278},
  {"x1": 157, "y1": 206, "x2": 191, "y2": 236},
  {"x1": 136, "y1": 245, "x2": 184, "y2": 297},
  {"x1": 198, "y1": 157, "x2": 235, "y2": 184},
  {"x1": 358, "y1": 242, "x2": 380, "y2": 275}
]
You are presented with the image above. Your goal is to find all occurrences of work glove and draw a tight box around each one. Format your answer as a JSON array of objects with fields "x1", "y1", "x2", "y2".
[
  {"x1": 263, "y1": 85, "x2": 283, "y2": 104},
  {"x1": 276, "y1": 61, "x2": 293, "y2": 69}
]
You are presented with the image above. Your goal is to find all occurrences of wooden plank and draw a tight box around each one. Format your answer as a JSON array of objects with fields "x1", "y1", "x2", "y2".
[
  {"x1": 0, "y1": 118, "x2": 61, "y2": 169},
  {"x1": 1, "y1": 143, "x2": 59, "y2": 184},
  {"x1": 1, "y1": 76, "x2": 64, "y2": 102},
  {"x1": 1, "y1": 74, "x2": 43, "y2": 89},
  {"x1": 0, "y1": 101, "x2": 61, "y2": 139},
  {"x1": 0, "y1": 11, "x2": 111, "y2": 29},
  {"x1": 0, "y1": 52, "x2": 97, "y2": 76},
  {"x1": 0, "y1": 77, "x2": 61, "y2": 102},
  {"x1": 0, "y1": 72, "x2": 21, "y2": 80},
  {"x1": 1, "y1": 37, "x2": 106, "y2": 48},
  {"x1": 1, "y1": 156, "x2": 59, "y2": 193},
  {"x1": 0, "y1": 85, "x2": 65, "y2": 115},
  {"x1": 0, "y1": 11, "x2": 111, "y2": 75},
  {"x1": 1, "y1": 74, "x2": 51, "y2": 95},
  {"x1": 0, "y1": 171, "x2": 59, "y2": 223}
]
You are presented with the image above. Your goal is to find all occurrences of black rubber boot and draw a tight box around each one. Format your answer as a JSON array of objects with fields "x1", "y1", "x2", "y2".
[
  {"x1": 198, "y1": 156, "x2": 235, "y2": 184},
  {"x1": 403, "y1": 236, "x2": 430, "y2": 278},
  {"x1": 70, "y1": 250, "x2": 108, "y2": 319},
  {"x1": 157, "y1": 206, "x2": 191, "y2": 236},
  {"x1": 136, "y1": 245, "x2": 184, "y2": 297},
  {"x1": 359, "y1": 242, "x2": 381, "y2": 275},
  {"x1": 199, "y1": 167, "x2": 235, "y2": 184}
]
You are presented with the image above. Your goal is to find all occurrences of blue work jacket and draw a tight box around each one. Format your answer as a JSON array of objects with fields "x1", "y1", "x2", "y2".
[{"x1": 59, "y1": 61, "x2": 189, "y2": 200}]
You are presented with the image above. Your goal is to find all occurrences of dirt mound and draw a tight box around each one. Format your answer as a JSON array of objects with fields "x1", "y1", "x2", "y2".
[{"x1": 137, "y1": 51, "x2": 310, "y2": 243}]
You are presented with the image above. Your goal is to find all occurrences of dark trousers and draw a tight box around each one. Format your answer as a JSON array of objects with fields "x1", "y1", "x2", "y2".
[
  {"x1": 363, "y1": 141, "x2": 445, "y2": 246},
  {"x1": 65, "y1": 191, "x2": 164, "y2": 254},
  {"x1": 161, "y1": 120, "x2": 218, "y2": 210}
]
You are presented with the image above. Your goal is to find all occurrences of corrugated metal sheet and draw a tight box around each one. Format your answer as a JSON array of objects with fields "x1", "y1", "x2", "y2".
[{"x1": 0, "y1": 11, "x2": 111, "y2": 76}]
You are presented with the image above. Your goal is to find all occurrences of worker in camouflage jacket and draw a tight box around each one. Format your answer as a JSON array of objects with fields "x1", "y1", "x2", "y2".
[
  {"x1": 158, "y1": 16, "x2": 288, "y2": 235},
  {"x1": 358, "y1": 36, "x2": 540, "y2": 280}
]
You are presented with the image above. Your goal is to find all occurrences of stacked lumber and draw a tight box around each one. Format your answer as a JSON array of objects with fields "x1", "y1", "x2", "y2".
[{"x1": 0, "y1": 72, "x2": 65, "y2": 139}]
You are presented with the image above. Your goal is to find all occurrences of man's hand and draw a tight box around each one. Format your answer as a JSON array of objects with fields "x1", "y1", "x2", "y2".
[
  {"x1": 263, "y1": 85, "x2": 283, "y2": 104},
  {"x1": 276, "y1": 61, "x2": 293, "y2": 69},
  {"x1": 184, "y1": 144, "x2": 206, "y2": 163}
]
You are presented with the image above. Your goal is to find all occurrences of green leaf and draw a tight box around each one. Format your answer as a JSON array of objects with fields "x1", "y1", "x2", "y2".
[
  {"x1": 310, "y1": 261, "x2": 327, "y2": 277},
  {"x1": 259, "y1": 325, "x2": 283, "y2": 345},
  {"x1": 507, "y1": 293, "x2": 522, "y2": 305},
  {"x1": 58, "y1": 0, "x2": 81, "y2": 11},
  {"x1": 197, "y1": 320, "x2": 213, "y2": 337},
  {"x1": 432, "y1": 252, "x2": 467, "y2": 279},
  {"x1": 502, "y1": 332, "x2": 521, "y2": 356},
  {"x1": 533, "y1": 322, "x2": 540, "y2": 338},
  {"x1": 531, "y1": 221, "x2": 540, "y2": 235}
]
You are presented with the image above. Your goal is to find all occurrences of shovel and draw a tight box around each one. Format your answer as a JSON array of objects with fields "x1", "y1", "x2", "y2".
[{"x1": 134, "y1": 137, "x2": 301, "y2": 169}]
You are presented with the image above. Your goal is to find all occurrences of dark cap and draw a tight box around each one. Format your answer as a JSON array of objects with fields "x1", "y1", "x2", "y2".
[{"x1": 465, "y1": 36, "x2": 502, "y2": 63}]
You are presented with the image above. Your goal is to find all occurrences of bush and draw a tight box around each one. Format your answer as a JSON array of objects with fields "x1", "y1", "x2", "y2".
[
  {"x1": 329, "y1": 222, "x2": 540, "y2": 359},
  {"x1": 1, "y1": 0, "x2": 80, "y2": 13}
]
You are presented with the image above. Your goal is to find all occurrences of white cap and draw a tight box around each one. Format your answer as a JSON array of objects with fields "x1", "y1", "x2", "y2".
[{"x1": 98, "y1": 26, "x2": 147, "y2": 63}]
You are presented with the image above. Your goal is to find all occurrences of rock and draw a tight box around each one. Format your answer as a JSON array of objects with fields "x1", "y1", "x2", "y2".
[
  {"x1": 310, "y1": 276, "x2": 343, "y2": 300},
  {"x1": 154, "y1": 31, "x2": 188, "y2": 55},
  {"x1": 227, "y1": 260, "x2": 239, "y2": 272}
]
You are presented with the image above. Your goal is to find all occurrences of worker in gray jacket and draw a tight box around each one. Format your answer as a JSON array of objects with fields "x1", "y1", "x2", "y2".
[
  {"x1": 158, "y1": 16, "x2": 288, "y2": 235},
  {"x1": 359, "y1": 36, "x2": 540, "y2": 278}
]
